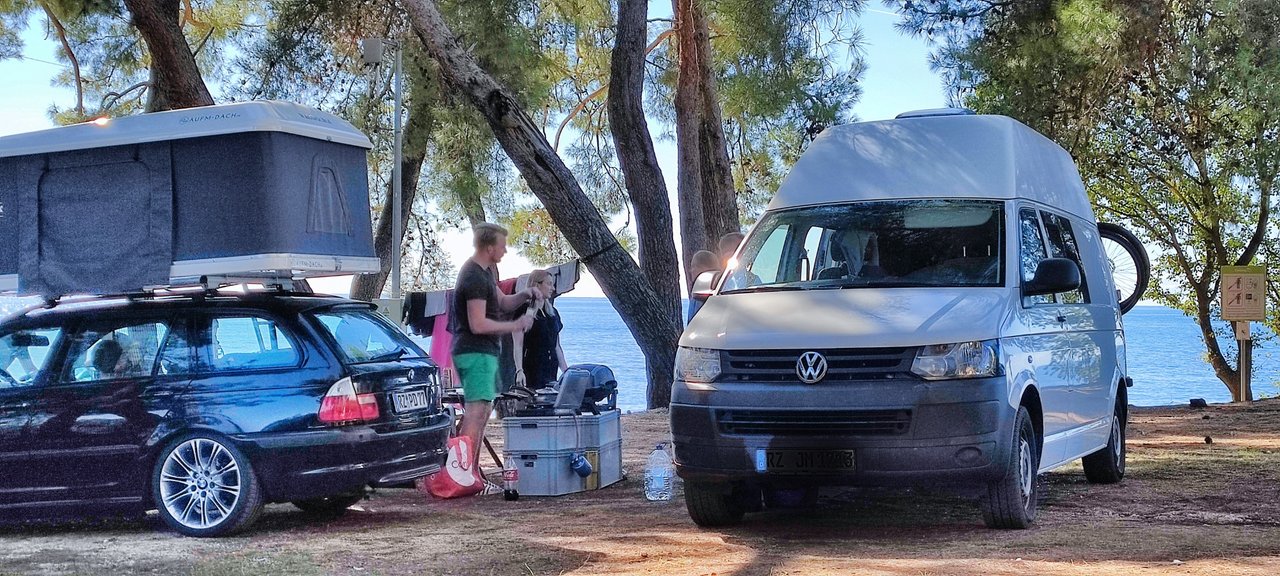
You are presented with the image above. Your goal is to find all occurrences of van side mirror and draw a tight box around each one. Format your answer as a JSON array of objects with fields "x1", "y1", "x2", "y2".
[
  {"x1": 691, "y1": 270, "x2": 721, "y2": 302},
  {"x1": 1022, "y1": 258, "x2": 1081, "y2": 297}
]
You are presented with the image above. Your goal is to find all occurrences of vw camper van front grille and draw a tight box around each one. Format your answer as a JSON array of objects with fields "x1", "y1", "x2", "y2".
[
  {"x1": 717, "y1": 409, "x2": 912, "y2": 436},
  {"x1": 719, "y1": 347, "x2": 917, "y2": 382}
]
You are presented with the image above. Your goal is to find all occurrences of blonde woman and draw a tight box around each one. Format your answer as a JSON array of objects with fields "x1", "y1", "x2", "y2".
[{"x1": 513, "y1": 269, "x2": 569, "y2": 390}]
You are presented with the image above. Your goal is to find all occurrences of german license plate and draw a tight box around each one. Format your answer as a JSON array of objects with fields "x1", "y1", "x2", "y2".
[
  {"x1": 757, "y1": 449, "x2": 855, "y2": 473},
  {"x1": 392, "y1": 389, "x2": 430, "y2": 413}
]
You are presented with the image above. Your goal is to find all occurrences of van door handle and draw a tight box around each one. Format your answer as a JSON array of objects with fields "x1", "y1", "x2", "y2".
[{"x1": 1055, "y1": 315, "x2": 1066, "y2": 323}]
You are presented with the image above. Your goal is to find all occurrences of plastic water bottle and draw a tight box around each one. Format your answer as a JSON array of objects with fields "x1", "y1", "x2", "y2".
[
  {"x1": 503, "y1": 455, "x2": 520, "y2": 501},
  {"x1": 644, "y1": 443, "x2": 674, "y2": 501}
]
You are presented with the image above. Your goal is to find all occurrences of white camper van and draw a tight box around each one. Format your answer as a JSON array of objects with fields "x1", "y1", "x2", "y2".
[{"x1": 671, "y1": 109, "x2": 1138, "y2": 529}]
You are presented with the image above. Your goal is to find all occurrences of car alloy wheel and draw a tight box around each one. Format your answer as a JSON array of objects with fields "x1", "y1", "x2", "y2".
[{"x1": 158, "y1": 438, "x2": 243, "y2": 531}]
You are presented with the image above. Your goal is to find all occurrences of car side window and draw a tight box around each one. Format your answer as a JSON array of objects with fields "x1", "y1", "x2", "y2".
[
  {"x1": 0, "y1": 328, "x2": 62, "y2": 388},
  {"x1": 1040, "y1": 211, "x2": 1089, "y2": 304},
  {"x1": 207, "y1": 315, "x2": 299, "y2": 371},
  {"x1": 1019, "y1": 209, "x2": 1054, "y2": 306},
  {"x1": 65, "y1": 322, "x2": 170, "y2": 382},
  {"x1": 156, "y1": 322, "x2": 197, "y2": 376}
]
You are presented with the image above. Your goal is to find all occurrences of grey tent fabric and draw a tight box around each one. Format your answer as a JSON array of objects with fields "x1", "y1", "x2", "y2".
[
  {"x1": 0, "y1": 155, "x2": 40, "y2": 282},
  {"x1": 169, "y1": 132, "x2": 373, "y2": 261},
  {"x1": 2, "y1": 131, "x2": 374, "y2": 297},
  {"x1": 19, "y1": 143, "x2": 174, "y2": 296}
]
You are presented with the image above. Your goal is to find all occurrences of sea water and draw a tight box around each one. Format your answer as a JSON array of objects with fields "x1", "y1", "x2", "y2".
[{"x1": 555, "y1": 299, "x2": 1278, "y2": 411}]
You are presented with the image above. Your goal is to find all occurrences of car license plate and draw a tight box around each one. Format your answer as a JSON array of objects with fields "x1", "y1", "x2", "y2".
[
  {"x1": 392, "y1": 389, "x2": 430, "y2": 413},
  {"x1": 757, "y1": 449, "x2": 855, "y2": 473}
]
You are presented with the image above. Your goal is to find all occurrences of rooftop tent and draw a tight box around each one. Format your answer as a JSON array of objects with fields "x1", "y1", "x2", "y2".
[
  {"x1": 0, "y1": 101, "x2": 379, "y2": 297},
  {"x1": 768, "y1": 113, "x2": 1094, "y2": 222}
]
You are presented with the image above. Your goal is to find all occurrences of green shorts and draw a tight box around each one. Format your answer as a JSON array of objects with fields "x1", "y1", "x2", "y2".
[{"x1": 454, "y1": 352, "x2": 499, "y2": 403}]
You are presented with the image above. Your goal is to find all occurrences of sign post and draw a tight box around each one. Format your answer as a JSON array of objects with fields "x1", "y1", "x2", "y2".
[{"x1": 1221, "y1": 266, "x2": 1267, "y2": 402}]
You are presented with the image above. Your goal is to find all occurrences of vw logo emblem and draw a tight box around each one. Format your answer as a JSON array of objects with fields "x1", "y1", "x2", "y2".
[{"x1": 795, "y1": 351, "x2": 828, "y2": 384}]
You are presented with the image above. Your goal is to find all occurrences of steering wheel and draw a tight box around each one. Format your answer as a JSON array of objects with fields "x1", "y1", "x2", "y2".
[{"x1": 0, "y1": 367, "x2": 17, "y2": 387}]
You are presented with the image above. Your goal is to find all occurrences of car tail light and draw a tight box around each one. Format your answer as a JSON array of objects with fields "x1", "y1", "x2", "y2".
[{"x1": 318, "y1": 377, "x2": 380, "y2": 424}]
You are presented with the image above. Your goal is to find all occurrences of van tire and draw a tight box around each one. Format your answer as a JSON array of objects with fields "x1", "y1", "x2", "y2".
[
  {"x1": 982, "y1": 407, "x2": 1039, "y2": 529},
  {"x1": 1083, "y1": 400, "x2": 1126, "y2": 483},
  {"x1": 685, "y1": 481, "x2": 746, "y2": 527}
]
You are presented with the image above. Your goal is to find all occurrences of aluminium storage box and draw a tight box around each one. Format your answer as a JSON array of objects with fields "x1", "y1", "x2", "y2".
[
  {"x1": 502, "y1": 409, "x2": 621, "y2": 452},
  {"x1": 0, "y1": 101, "x2": 379, "y2": 296},
  {"x1": 506, "y1": 439, "x2": 623, "y2": 496}
]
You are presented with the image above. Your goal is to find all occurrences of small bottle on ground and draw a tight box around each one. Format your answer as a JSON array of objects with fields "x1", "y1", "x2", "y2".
[
  {"x1": 644, "y1": 443, "x2": 674, "y2": 501},
  {"x1": 503, "y1": 455, "x2": 520, "y2": 501}
]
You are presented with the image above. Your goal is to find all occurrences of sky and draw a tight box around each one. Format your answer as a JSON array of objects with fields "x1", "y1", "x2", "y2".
[{"x1": 0, "y1": 6, "x2": 946, "y2": 298}]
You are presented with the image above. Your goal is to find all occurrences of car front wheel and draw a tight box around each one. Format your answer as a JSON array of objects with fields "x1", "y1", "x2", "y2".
[
  {"x1": 153, "y1": 434, "x2": 264, "y2": 537},
  {"x1": 685, "y1": 481, "x2": 747, "y2": 527},
  {"x1": 982, "y1": 406, "x2": 1040, "y2": 529}
]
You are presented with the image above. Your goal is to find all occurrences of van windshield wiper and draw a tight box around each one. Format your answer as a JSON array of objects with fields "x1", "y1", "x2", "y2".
[{"x1": 719, "y1": 284, "x2": 809, "y2": 294}]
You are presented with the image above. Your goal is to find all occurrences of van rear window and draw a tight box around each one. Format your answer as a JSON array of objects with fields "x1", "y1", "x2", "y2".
[
  {"x1": 313, "y1": 310, "x2": 423, "y2": 364},
  {"x1": 722, "y1": 200, "x2": 1004, "y2": 292}
]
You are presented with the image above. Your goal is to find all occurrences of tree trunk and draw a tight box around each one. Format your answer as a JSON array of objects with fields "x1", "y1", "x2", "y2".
[
  {"x1": 608, "y1": 0, "x2": 683, "y2": 405},
  {"x1": 401, "y1": 0, "x2": 682, "y2": 408},
  {"x1": 122, "y1": 0, "x2": 214, "y2": 112},
  {"x1": 457, "y1": 153, "x2": 488, "y2": 227},
  {"x1": 673, "y1": 0, "x2": 710, "y2": 286},
  {"x1": 673, "y1": 0, "x2": 740, "y2": 286},
  {"x1": 350, "y1": 151, "x2": 427, "y2": 301},
  {"x1": 690, "y1": 0, "x2": 740, "y2": 247}
]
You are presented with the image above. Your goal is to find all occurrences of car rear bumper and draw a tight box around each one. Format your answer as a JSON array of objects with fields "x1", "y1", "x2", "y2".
[
  {"x1": 234, "y1": 414, "x2": 451, "y2": 501},
  {"x1": 670, "y1": 376, "x2": 1016, "y2": 487}
]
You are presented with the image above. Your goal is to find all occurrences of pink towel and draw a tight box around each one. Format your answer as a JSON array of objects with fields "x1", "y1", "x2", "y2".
[{"x1": 428, "y1": 290, "x2": 456, "y2": 388}]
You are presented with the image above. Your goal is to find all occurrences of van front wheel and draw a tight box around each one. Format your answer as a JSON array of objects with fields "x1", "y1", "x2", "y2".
[
  {"x1": 685, "y1": 481, "x2": 746, "y2": 527},
  {"x1": 982, "y1": 407, "x2": 1039, "y2": 529},
  {"x1": 1082, "y1": 401, "x2": 1126, "y2": 483}
]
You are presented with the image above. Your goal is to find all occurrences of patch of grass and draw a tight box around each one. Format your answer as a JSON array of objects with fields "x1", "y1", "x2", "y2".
[{"x1": 192, "y1": 551, "x2": 324, "y2": 576}]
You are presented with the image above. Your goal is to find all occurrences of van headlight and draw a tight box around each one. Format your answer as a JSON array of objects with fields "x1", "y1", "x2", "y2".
[
  {"x1": 911, "y1": 340, "x2": 1000, "y2": 380},
  {"x1": 675, "y1": 346, "x2": 721, "y2": 383}
]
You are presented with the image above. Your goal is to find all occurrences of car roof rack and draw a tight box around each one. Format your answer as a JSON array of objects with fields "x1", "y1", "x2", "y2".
[{"x1": 10, "y1": 272, "x2": 319, "y2": 316}]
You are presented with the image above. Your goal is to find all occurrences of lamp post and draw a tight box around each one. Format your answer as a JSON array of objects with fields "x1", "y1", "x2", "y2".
[{"x1": 360, "y1": 37, "x2": 404, "y2": 301}]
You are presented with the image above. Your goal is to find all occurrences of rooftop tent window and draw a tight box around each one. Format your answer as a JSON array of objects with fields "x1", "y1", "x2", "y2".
[{"x1": 308, "y1": 156, "x2": 352, "y2": 236}]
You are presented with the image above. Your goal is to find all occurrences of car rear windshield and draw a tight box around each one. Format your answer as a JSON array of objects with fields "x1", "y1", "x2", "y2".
[{"x1": 312, "y1": 310, "x2": 424, "y2": 364}]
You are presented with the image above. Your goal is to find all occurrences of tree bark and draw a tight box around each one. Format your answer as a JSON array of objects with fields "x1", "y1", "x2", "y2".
[
  {"x1": 608, "y1": 0, "x2": 683, "y2": 406},
  {"x1": 690, "y1": 0, "x2": 740, "y2": 248},
  {"x1": 673, "y1": 0, "x2": 710, "y2": 285},
  {"x1": 401, "y1": 0, "x2": 682, "y2": 408},
  {"x1": 122, "y1": 0, "x2": 214, "y2": 112},
  {"x1": 673, "y1": 0, "x2": 740, "y2": 286}
]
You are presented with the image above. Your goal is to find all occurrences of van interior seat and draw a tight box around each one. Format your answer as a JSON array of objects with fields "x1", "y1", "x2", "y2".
[{"x1": 817, "y1": 239, "x2": 849, "y2": 280}]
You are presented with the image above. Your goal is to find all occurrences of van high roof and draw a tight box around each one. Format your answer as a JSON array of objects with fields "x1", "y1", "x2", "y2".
[{"x1": 768, "y1": 113, "x2": 1094, "y2": 222}]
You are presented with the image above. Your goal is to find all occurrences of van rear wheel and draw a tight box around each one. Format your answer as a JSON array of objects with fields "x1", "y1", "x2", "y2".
[
  {"x1": 1083, "y1": 400, "x2": 1127, "y2": 483},
  {"x1": 982, "y1": 407, "x2": 1039, "y2": 529},
  {"x1": 685, "y1": 481, "x2": 747, "y2": 527}
]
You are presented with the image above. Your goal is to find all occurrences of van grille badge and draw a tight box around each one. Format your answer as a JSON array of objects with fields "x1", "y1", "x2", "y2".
[{"x1": 796, "y1": 351, "x2": 828, "y2": 384}]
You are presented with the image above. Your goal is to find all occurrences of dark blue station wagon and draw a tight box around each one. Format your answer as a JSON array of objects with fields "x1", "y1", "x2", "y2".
[{"x1": 0, "y1": 292, "x2": 449, "y2": 536}]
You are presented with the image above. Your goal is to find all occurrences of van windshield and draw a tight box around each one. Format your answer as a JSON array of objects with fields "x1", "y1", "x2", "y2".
[{"x1": 721, "y1": 199, "x2": 1005, "y2": 293}]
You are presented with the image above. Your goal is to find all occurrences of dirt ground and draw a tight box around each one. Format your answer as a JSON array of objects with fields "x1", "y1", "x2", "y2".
[{"x1": 4, "y1": 400, "x2": 1280, "y2": 576}]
